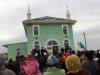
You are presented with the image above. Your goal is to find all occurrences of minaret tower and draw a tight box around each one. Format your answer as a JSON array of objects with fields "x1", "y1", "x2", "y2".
[
  {"x1": 66, "y1": 5, "x2": 71, "y2": 20},
  {"x1": 27, "y1": 3, "x2": 31, "y2": 20}
]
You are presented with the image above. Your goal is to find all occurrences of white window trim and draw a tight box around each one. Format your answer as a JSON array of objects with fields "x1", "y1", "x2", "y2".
[
  {"x1": 33, "y1": 41, "x2": 41, "y2": 50},
  {"x1": 45, "y1": 38, "x2": 60, "y2": 50},
  {"x1": 32, "y1": 25, "x2": 40, "y2": 36},
  {"x1": 45, "y1": 38, "x2": 60, "y2": 47},
  {"x1": 62, "y1": 25, "x2": 69, "y2": 35},
  {"x1": 64, "y1": 39, "x2": 70, "y2": 48}
]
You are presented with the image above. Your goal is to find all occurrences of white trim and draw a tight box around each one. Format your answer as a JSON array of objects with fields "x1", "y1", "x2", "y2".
[
  {"x1": 45, "y1": 38, "x2": 60, "y2": 47},
  {"x1": 32, "y1": 25, "x2": 40, "y2": 36},
  {"x1": 62, "y1": 25, "x2": 69, "y2": 35},
  {"x1": 45, "y1": 38, "x2": 60, "y2": 50}
]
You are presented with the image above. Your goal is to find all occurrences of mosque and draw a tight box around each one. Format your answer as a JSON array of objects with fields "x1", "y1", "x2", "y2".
[{"x1": 4, "y1": 5, "x2": 76, "y2": 59}]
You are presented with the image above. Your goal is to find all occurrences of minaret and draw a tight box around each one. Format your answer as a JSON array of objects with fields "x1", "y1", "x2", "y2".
[
  {"x1": 66, "y1": 5, "x2": 71, "y2": 20},
  {"x1": 27, "y1": 3, "x2": 31, "y2": 20}
]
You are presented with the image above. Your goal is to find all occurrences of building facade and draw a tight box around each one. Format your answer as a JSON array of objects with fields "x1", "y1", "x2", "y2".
[
  {"x1": 5, "y1": 6, "x2": 76, "y2": 59},
  {"x1": 23, "y1": 16, "x2": 76, "y2": 54}
]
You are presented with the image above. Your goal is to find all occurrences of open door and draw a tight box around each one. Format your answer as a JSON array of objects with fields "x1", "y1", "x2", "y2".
[{"x1": 53, "y1": 46, "x2": 59, "y2": 57}]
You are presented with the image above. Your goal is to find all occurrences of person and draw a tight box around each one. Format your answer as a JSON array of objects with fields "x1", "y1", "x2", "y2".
[
  {"x1": 13, "y1": 56, "x2": 22, "y2": 75},
  {"x1": 57, "y1": 53, "x2": 65, "y2": 69},
  {"x1": 43, "y1": 50, "x2": 66, "y2": 75},
  {"x1": 96, "y1": 50, "x2": 100, "y2": 65},
  {"x1": 61, "y1": 48, "x2": 65, "y2": 55},
  {"x1": 41, "y1": 47, "x2": 47, "y2": 56},
  {"x1": 38, "y1": 54, "x2": 47, "y2": 73},
  {"x1": 80, "y1": 52, "x2": 87, "y2": 64},
  {"x1": 65, "y1": 54, "x2": 91, "y2": 75},
  {"x1": 7, "y1": 58, "x2": 15, "y2": 72},
  {"x1": 0, "y1": 57, "x2": 16, "y2": 75},
  {"x1": 57, "y1": 53, "x2": 67, "y2": 73},
  {"x1": 82, "y1": 51, "x2": 100, "y2": 75},
  {"x1": 64, "y1": 50, "x2": 72, "y2": 58},
  {"x1": 31, "y1": 48, "x2": 40, "y2": 56},
  {"x1": 20, "y1": 55, "x2": 42, "y2": 75}
]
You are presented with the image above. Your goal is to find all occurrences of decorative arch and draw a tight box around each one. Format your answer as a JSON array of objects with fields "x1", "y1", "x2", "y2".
[
  {"x1": 45, "y1": 39, "x2": 59, "y2": 50},
  {"x1": 47, "y1": 40, "x2": 58, "y2": 46}
]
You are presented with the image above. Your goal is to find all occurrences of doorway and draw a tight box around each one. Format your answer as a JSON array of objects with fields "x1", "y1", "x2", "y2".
[{"x1": 46, "y1": 40, "x2": 59, "y2": 56}]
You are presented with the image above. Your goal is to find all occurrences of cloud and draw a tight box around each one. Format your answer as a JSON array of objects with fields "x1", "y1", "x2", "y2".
[{"x1": 0, "y1": 0, "x2": 100, "y2": 50}]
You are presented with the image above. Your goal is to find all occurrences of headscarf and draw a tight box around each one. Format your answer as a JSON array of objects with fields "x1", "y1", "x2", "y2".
[
  {"x1": 47, "y1": 55, "x2": 58, "y2": 66},
  {"x1": 65, "y1": 54, "x2": 81, "y2": 73},
  {"x1": 20, "y1": 55, "x2": 42, "y2": 75}
]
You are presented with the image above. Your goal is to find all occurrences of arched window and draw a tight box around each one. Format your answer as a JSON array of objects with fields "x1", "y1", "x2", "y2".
[
  {"x1": 47, "y1": 40, "x2": 58, "y2": 46},
  {"x1": 34, "y1": 41, "x2": 40, "y2": 50},
  {"x1": 52, "y1": 40, "x2": 58, "y2": 45},
  {"x1": 34, "y1": 27, "x2": 39, "y2": 35},
  {"x1": 47, "y1": 41, "x2": 52, "y2": 45},
  {"x1": 63, "y1": 26, "x2": 67, "y2": 34},
  {"x1": 46, "y1": 40, "x2": 58, "y2": 50},
  {"x1": 64, "y1": 40, "x2": 69, "y2": 48}
]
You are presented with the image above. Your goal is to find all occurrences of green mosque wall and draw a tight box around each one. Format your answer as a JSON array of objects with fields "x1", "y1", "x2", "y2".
[
  {"x1": 25, "y1": 23, "x2": 75, "y2": 54},
  {"x1": 8, "y1": 42, "x2": 27, "y2": 60}
]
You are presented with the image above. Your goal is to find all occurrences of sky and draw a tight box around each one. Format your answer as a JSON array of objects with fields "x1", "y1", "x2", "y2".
[{"x1": 0, "y1": 0, "x2": 100, "y2": 52}]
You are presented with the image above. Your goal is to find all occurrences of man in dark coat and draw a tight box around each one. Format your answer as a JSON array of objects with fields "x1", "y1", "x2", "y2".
[{"x1": 82, "y1": 51, "x2": 100, "y2": 75}]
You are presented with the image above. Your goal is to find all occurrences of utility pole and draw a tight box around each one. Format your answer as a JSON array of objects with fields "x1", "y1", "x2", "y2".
[{"x1": 83, "y1": 32, "x2": 87, "y2": 50}]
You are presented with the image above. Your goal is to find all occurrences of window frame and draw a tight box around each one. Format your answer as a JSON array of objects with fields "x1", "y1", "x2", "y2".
[
  {"x1": 34, "y1": 41, "x2": 41, "y2": 50},
  {"x1": 62, "y1": 25, "x2": 69, "y2": 35},
  {"x1": 64, "y1": 39, "x2": 70, "y2": 48},
  {"x1": 32, "y1": 25, "x2": 40, "y2": 36},
  {"x1": 47, "y1": 40, "x2": 58, "y2": 46}
]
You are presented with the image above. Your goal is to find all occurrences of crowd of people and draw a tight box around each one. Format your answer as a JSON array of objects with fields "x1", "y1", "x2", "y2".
[{"x1": 0, "y1": 48, "x2": 100, "y2": 75}]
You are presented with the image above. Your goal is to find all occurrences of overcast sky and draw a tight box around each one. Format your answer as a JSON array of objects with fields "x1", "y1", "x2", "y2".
[{"x1": 0, "y1": 0, "x2": 100, "y2": 51}]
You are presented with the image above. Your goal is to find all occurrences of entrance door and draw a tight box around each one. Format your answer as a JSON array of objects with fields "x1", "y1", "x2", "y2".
[
  {"x1": 46, "y1": 40, "x2": 59, "y2": 56},
  {"x1": 53, "y1": 46, "x2": 59, "y2": 57}
]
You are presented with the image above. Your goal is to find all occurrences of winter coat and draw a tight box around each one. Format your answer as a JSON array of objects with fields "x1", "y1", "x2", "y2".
[
  {"x1": 67, "y1": 69, "x2": 91, "y2": 75},
  {"x1": 2, "y1": 69, "x2": 16, "y2": 75},
  {"x1": 82, "y1": 60, "x2": 100, "y2": 75},
  {"x1": 43, "y1": 67, "x2": 66, "y2": 75}
]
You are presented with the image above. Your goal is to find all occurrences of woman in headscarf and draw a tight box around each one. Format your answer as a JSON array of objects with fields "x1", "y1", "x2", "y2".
[
  {"x1": 65, "y1": 54, "x2": 91, "y2": 75},
  {"x1": 19, "y1": 55, "x2": 42, "y2": 75},
  {"x1": 43, "y1": 50, "x2": 66, "y2": 75}
]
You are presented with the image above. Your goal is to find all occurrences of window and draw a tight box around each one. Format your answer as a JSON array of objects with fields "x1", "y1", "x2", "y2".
[
  {"x1": 64, "y1": 40, "x2": 69, "y2": 48},
  {"x1": 33, "y1": 25, "x2": 40, "y2": 36},
  {"x1": 16, "y1": 48, "x2": 20, "y2": 56},
  {"x1": 34, "y1": 41, "x2": 40, "y2": 50},
  {"x1": 62, "y1": 25, "x2": 68, "y2": 35},
  {"x1": 34, "y1": 27, "x2": 39, "y2": 35},
  {"x1": 46, "y1": 40, "x2": 58, "y2": 50},
  {"x1": 47, "y1": 40, "x2": 58, "y2": 46},
  {"x1": 63, "y1": 26, "x2": 67, "y2": 34}
]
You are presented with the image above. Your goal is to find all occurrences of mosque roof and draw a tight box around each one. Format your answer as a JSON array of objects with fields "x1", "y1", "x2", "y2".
[
  {"x1": 23, "y1": 16, "x2": 76, "y2": 25},
  {"x1": 32, "y1": 16, "x2": 66, "y2": 20}
]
